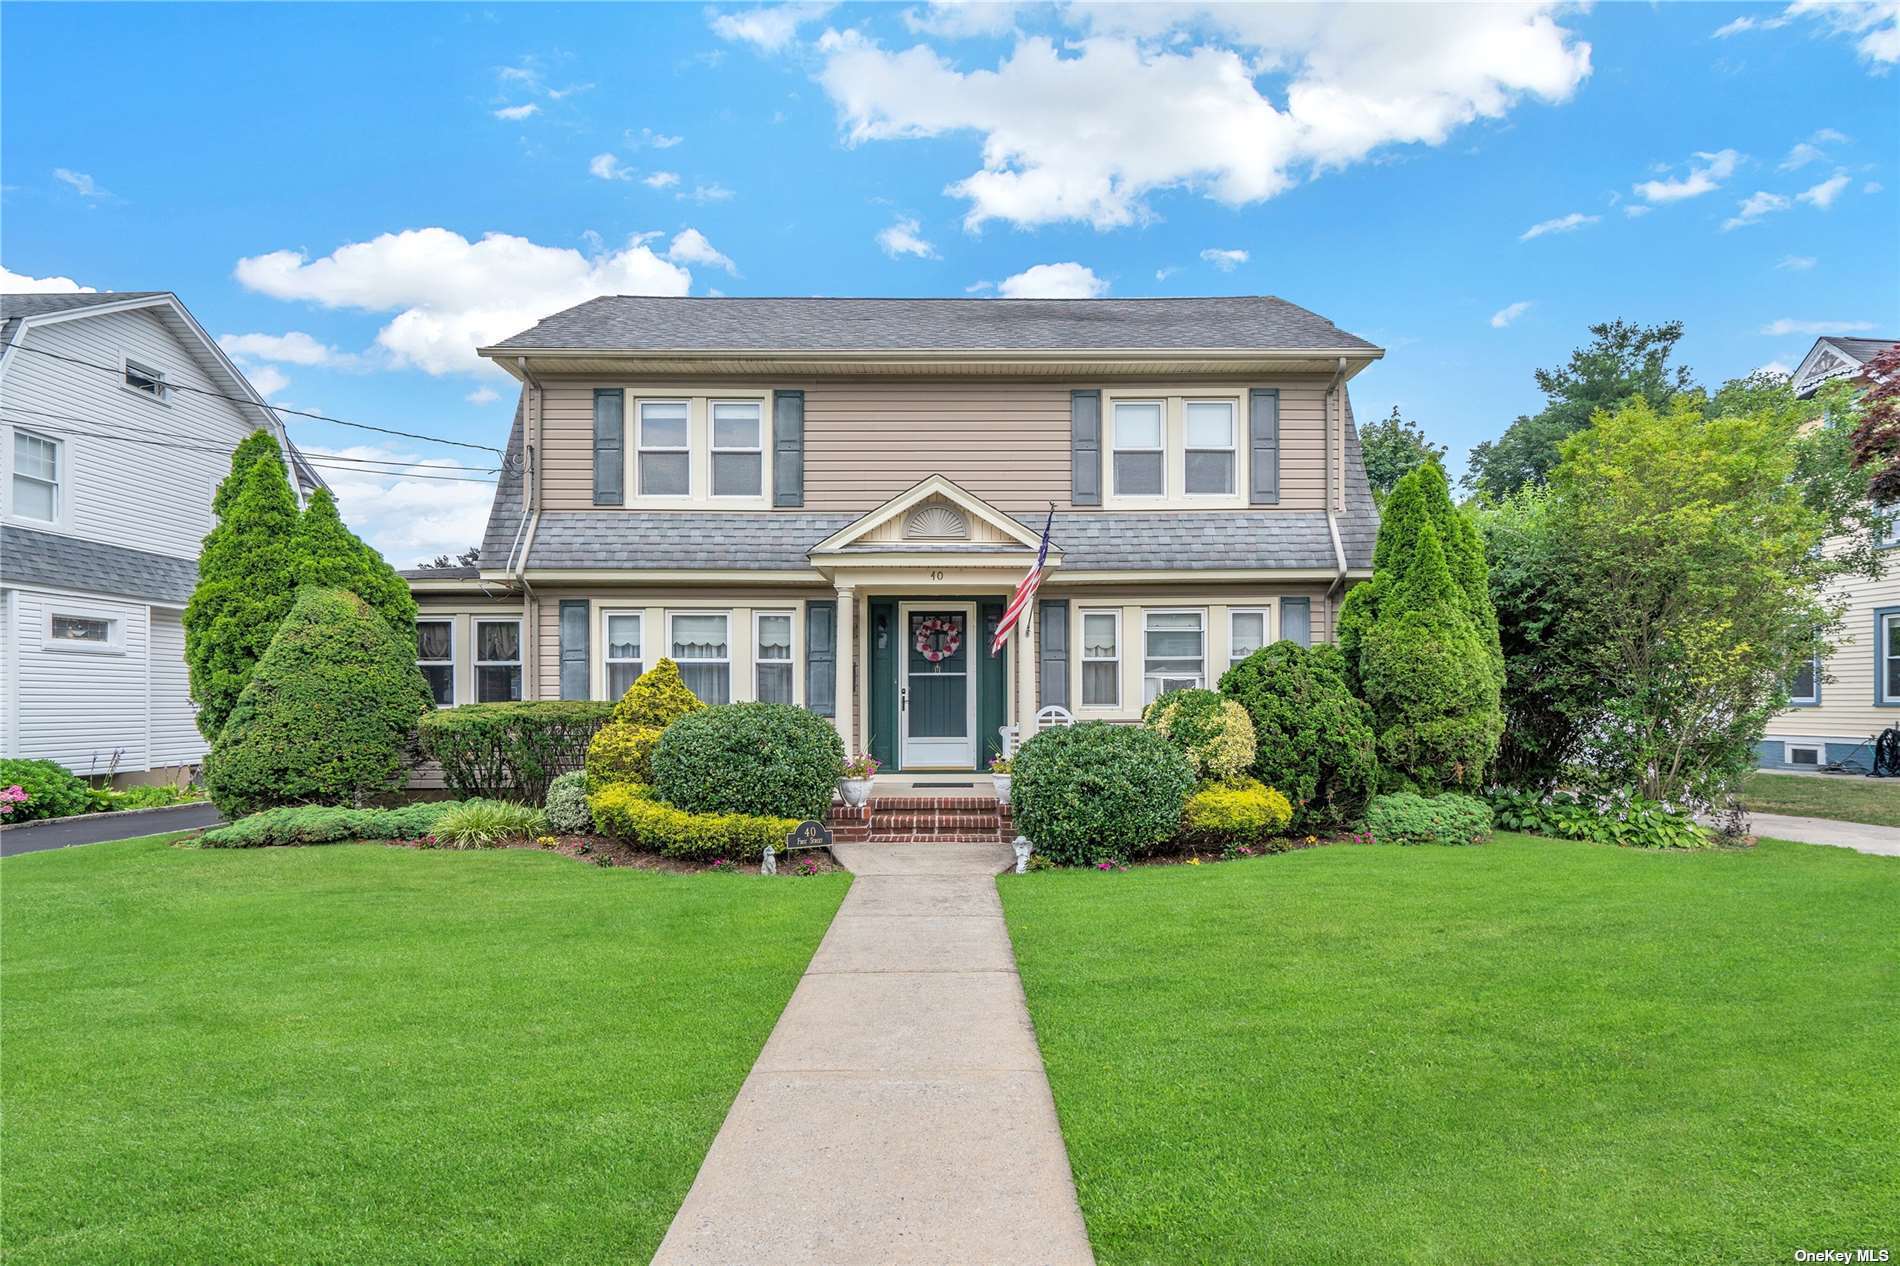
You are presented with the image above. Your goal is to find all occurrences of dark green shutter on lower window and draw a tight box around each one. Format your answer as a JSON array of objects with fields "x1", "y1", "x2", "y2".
[
  {"x1": 559, "y1": 600, "x2": 590, "y2": 699},
  {"x1": 1281, "y1": 597, "x2": 1311, "y2": 648},
  {"x1": 1038, "y1": 599, "x2": 1069, "y2": 710},
  {"x1": 774, "y1": 390, "x2": 805, "y2": 508},
  {"x1": 805, "y1": 601, "x2": 836, "y2": 717},
  {"x1": 1249, "y1": 388, "x2": 1280, "y2": 505},
  {"x1": 593, "y1": 389, "x2": 625, "y2": 506}
]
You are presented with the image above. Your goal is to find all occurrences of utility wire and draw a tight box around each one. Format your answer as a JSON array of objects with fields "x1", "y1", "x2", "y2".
[
  {"x1": 6, "y1": 342, "x2": 507, "y2": 458},
  {"x1": 0, "y1": 416, "x2": 498, "y2": 482}
]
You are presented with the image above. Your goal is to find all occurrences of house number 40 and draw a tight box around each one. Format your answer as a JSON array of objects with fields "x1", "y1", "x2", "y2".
[{"x1": 929, "y1": 570, "x2": 944, "y2": 580}]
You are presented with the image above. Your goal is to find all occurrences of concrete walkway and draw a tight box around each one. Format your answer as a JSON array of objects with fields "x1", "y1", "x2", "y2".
[
  {"x1": 1745, "y1": 812, "x2": 1900, "y2": 857},
  {"x1": 651, "y1": 842, "x2": 1095, "y2": 1266}
]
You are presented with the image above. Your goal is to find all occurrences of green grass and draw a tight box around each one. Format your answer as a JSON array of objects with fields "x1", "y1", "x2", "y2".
[
  {"x1": 1743, "y1": 769, "x2": 1900, "y2": 827},
  {"x1": 2, "y1": 834, "x2": 847, "y2": 1265},
  {"x1": 1001, "y1": 834, "x2": 1899, "y2": 1265}
]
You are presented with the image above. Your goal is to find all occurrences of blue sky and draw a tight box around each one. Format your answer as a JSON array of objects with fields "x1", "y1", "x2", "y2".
[{"x1": 4, "y1": 1, "x2": 1897, "y2": 563}]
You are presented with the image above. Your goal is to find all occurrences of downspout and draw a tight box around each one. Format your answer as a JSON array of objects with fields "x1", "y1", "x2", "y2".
[
  {"x1": 1324, "y1": 356, "x2": 1350, "y2": 606},
  {"x1": 512, "y1": 356, "x2": 544, "y2": 696}
]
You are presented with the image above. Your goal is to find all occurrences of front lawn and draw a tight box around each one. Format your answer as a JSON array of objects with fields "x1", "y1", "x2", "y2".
[
  {"x1": 1001, "y1": 834, "x2": 1899, "y2": 1264},
  {"x1": 2, "y1": 834, "x2": 847, "y2": 1265},
  {"x1": 1743, "y1": 769, "x2": 1900, "y2": 828}
]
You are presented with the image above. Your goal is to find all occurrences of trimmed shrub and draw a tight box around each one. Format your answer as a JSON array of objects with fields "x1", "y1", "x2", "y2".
[
  {"x1": 1365, "y1": 792, "x2": 1493, "y2": 846},
  {"x1": 1219, "y1": 642, "x2": 1378, "y2": 831},
  {"x1": 544, "y1": 770, "x2": 593, "y2": 834},
  {"x1": 652, "y1": 702, "x2": 845, "y2": 820},
  {"x1": 1181, "y1": 778, "x2": 1294, "y2": 845},
  {"x1": 204, "y1": 587, "x2": 431, "y2": 818},
  {"x1": 291, "y1": 487, "x2": 419, "y2": 640},
  {"x1": 612, "y1": 658, "x2": 706, "y2": 728},
  {"x1": 1487, "y1": 786, "x2": 1707, "y2": 849},
  {"x1": 585, "y1": 722, "x2": 664, "y2": 789},
  {"x1": 0, "y1": 758, "x2": 94, "y2": 822},
  {"x1": 589, "y1": 782, "x2": 794, "y2": 861},
  {"x1": 419, "y1": 700, "x2": 614, "y2": 802},
  {"x1": 426, "y1": 799, "x2": 548, "y2": 849},
  {"x1": 201, "y1": 801, "x2": 456, "y2": 848},
  {"x1": 1141, "y1": 688, "x2": 1257, "y2": 783},
  {"x1": 1012, "y1": 722, "x2": 1194, "y2": 866}
]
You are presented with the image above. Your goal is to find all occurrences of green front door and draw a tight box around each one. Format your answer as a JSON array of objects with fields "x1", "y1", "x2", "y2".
[{"x1": 901, "y1": 605, "x2": 975, "y2": 769}]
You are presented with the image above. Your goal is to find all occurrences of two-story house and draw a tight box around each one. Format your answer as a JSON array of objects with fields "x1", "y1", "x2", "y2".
[
  {"x1": 405, "y1": 295, "x2": 1382, "y2": 775},
  {"x1": 0, "y1": 290, "x2": 320, "y2": 784}
]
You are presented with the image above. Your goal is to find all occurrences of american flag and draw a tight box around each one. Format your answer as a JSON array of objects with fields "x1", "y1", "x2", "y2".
[{"x1": 991, "y1": 506, "x2": 1054, "y2": 656}]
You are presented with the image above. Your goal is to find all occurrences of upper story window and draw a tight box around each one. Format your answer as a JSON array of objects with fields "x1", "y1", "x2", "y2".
[
  {"x1": 712, "y1": 402, "x2": 763, "y2": 498},
  {"x1": 638, "y1": 401, "x2": 691, "y2": 497},
  {"x1": 1111, "y1": 401, "x2": 1166, "y2": 497},
  {"x1": 612, "y1": 392, "x2": 773, "y2": 507},
  {"x1": 123, "y1": 357, "x2": 169, "y2": 402},
  {"x1": 416, "y1": 620, "x2": 455, "y2": 706},
  {"x1": 1185, "y1": 401, "x2": 1237, "y2": 496},
  {"x1": 1878, "y1": 514, "x2": 1900, "y2": 549},
  {"x1": 474, "y1": 619, "x2": 523, "y2": 703},
  {"x1": 1105, "y1": 390, "x2": 1248, "y2": 508},
  {"x1": 10, "y1": 429, "x2": 60, "y2": 523}
]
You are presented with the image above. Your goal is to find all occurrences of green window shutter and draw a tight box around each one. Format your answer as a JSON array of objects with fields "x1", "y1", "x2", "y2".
[
  {"x1": 593, "y1": 389, "x2": 625, "y2": 506},
  {"x1": 774, "y1": 390, "x2": 805, "y2": 508},
  {"x1": 1249, "y1": 388, "x2": 1280, "y2": 506},
  {"x1": 805, "y1": 600, "x2": 835, "y2": 717},
  {"x1": 1280, "y1": 597, "x2": 1311, "y2": 648},
  {"x1": 1038, "y1": 599, "x2": 1069, "y2": 709},
  {"x1": 1071, "y1": 390, "x2": 1101, "y2": 506},
  {"x1": 559, "y1": 600, "x2": 590, "y2": 699}
]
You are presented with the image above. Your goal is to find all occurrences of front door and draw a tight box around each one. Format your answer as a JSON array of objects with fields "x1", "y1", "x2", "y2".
[{"x1": 900, "y1": 604, "x2": 977, "y2": 769}]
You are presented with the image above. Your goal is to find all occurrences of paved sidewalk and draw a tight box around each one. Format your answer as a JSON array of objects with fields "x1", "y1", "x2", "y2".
[
  {"x1": 1745, "y1": 812, "x2": 1900, "y2": 857},
  {"x1": 651, "y1": 842, "x2": 1095, "y2": 1266}
]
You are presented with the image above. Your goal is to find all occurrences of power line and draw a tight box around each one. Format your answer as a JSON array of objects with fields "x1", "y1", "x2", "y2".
[
  {"x1": 7, "y1": 342, "x2": 507, "y2": 458},
  {"x1": 0, "y1": 416, "x2": 497, "y2": 482}
]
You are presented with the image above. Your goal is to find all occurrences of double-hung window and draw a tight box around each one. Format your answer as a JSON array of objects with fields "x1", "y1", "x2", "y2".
[
  {"x1": 474, "y1": 619, "x2": 523, "y2": 702},
  {"x1": 711, "y1": 401, "x2": 763, "y2": 498},
  {"x1": 638, "y1": 401, "x2": 691, "y2": 496},
  {"x1": 671, "y1": 611, "x2": 731, "y2": 704},
  {"x1": 416, "y1": 619, "x2": 454, "y2": 705},
  {"x1": 755, "y1": 610, "x2": 794, "y2": 704},
  {"x1": 1143, "y1": 610, "x2": 1205, "y2": 703},
  {"x1": 1879, "y1": 515, "x2": 1900, "y2": 549},
  {"x1": 1883, "y1": 612, "x2": 1900, "y2": 705},
  {"x1": 1080, "y1": 610, "x2": 1121, "y2": 709},
  {"x1": 605, "y1": 612, "x2": 644, "y2": 697},
  {"x1": 1228, "y1": 608, "x2": 1269, "y2": 670},
  {"x1": 1185, "y1": 401, "x2": 1237, "y2": 495},
  {"x1": 11, "y1": 430, "x2": 60, "y2": 523},
  {"x1": 1111, "y1": 401, "x2": 1166, "y2": 497}
]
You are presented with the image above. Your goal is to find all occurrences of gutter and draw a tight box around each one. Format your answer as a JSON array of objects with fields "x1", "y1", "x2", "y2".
[{"x1": 1324, "y1": 355, "x2": 1350, "y2": 601}]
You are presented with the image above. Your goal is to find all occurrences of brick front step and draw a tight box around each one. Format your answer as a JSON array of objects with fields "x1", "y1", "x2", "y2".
[{"x1": 825, "y1": 796, "x2": 1016, "y2": 845}]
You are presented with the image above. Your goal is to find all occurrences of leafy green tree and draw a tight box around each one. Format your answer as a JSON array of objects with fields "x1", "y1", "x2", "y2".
[
  {"x1": 1218, "y1": 642, "x2": 1377, "y2": 831},
  {"x1": 184, "y1": 438, "x2": 302, "y2": 740},
  {"x1": 1844, "y1": 344, "x2": 1900, "y2": 501},
  {"x1": 1465, "y1": 319, "x2": 1694, "y2": 496},
  {"x1": 1360, "y1": 406, "x2": 1447, "y2": 502},
  {"x1": 291, "y1": 487, "x2": 418, "y2": 641},
  {"x1": 1477, "y1": 487, "x2": 1586, "y2": 787}
]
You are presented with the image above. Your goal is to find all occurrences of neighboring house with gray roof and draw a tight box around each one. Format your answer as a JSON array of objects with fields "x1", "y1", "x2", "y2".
[
  {"x1": 408, "y1": 293, "x2": 1382, "y2": 773},
  {"x1": 0, "y1": 290, "x2": 318, "y2": 783}
]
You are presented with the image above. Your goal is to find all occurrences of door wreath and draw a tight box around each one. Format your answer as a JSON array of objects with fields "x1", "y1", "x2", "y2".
[{"x1": 914, "y1": 615, "x2": 963, "y2": 663}]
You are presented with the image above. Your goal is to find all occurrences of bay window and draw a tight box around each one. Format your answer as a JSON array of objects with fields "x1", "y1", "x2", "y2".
[
  {"x1": 638, "y1": 401, "x2": 691, "y2": 496},
  {"x1": 474, "y1": 619, "x2": 523, "y2": 702},
  {"x1": 755, "y1": 610, "x2": 794, "y2": 704},
  {"x1": 1143, "y1": 610, "x2": 1205, "y2": 703},
  {"x1": 416, "y1": 619, "x2": 454, "y2": 706},
  {"x1": 604, "y1": 612, "x2": 643, "y2": 697},
  {"x1": 1111, "y1": 401, "x2": 1165, "y2": 497},
  {"x1": 1184, "y1": 401, "x2": 1236, "y2": 495},
  {"x1": 711, "y1": 401, "x2": 763, "y2": 497},
  {"x1": 671, "y1": 611, "x2": 731, "y2": 704},
  {"x1": 1080, "y1": 610, "x2": 1120, "y2": 708}
]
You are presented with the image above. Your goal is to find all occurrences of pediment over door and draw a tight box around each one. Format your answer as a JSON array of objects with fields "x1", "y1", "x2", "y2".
[{"x1": 808, "y1": 475, "x2": 1057, "y2": 558}]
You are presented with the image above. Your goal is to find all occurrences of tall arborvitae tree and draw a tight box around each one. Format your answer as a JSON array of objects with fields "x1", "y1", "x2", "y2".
[
  {"x1": 184, "y1": 436, "x2": 302, "y2": 740},
  {"x1": 292, "y1": 487, "x2": 418, "y2": 644}
]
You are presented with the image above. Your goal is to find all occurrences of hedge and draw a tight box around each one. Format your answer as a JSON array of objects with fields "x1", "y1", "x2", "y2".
[
  {"x1": 201, "y1": 801, "x2": 457, "y2": 848},
  {"x1": 1012, "y1": 722, "x2": 1194, "y2": 866},
  {"x1": 0, "y1": 758, "x2": 96, "y2": 822},
  {"x1": 418, "y1": 700, "x2": 613, "y2": 803},
  {"x1": 652, "y1": 702, "x2": 844, "y2": 820},
  {"x1": 1364, "y1": 791, "x2": 1494, "y2": 846},
  {"x1": 588, "y1": 782, "x2": 795, "y2": 861}
]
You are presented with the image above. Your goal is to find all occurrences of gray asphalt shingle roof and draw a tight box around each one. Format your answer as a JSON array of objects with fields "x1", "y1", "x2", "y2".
[
  {"x1": 1, "y1": 525, "x2": 199, "y2": 605},
  {"x1": 487, "y1": 295, "x2": 1379, "y2": 354},
  {"x1": 1823, "y1": 336, "x2": 1898, "y2": 363}
]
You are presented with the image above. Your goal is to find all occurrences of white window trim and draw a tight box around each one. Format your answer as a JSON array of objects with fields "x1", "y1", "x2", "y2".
[
  {"x1": 710, "y1": 399, "x2": 766, "y2": 502},
  {"x1": 43, "y1": 608, "x2": 124, "y2": 654},
  {"x1": 1183, "y1": 398, "x2": 1239, "y2": 499},
  {"x1": 753, "y1": 608, "x2": 797, "y2": 703},
  {"x1": 473, "y1": 617, "x2": 524, "y2": 703},
  {"x1": 1885, "y1": 612, "x2": 1900, "y2": 705},
  {"x1": 1142, "y1": 607, "x2": 1208, "y2": 702},
  {"x1": 623, "y1": 390, "x2": 774, "y2": 509},
  {"x1": 636, "y1": 398, "x2": 692, "y2": 500},
  {"x1": 602, "y1": 609, "x2": 645, "y2": 697},
  {"x1": 1228, "y1": 606, "x2": 1271, "y2": 668},
  {"x1": 669, "y1": 609, "x2": 733, "y2": 703},
  {"x1": 1783, "y1": 741, "x2": 1823, "y2": 767},
  {"x1": 1078, "y1": 608, "x2": 1122, "y2": 711},
  {"x1": 121, "y1": 354, "x2": 171, "y2": 405},
  {"x1": 8, "y1": 427, "x2": 62, "y2": 527},
  {"x1": 1109, "y1": 398, "x2": 1167, "y2": 501},
  {"x1": 416, "y1": 618, "x2": 457, "y2": 707},
  {"x1": 1102, "y1": 388, "x2": 1249, "y2": 510}
]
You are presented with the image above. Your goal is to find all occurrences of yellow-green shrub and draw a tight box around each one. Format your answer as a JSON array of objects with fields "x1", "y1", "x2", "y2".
[
  {"x1": 587, "y1": 782, "x2": 795, "y2": 861},
  {"x1": 1181, "y1": 777, "x2": 1294, "y2": 844},
  {"x1": 611, "y1": 658, "x2": 706, "y2": 728},
  {"x1": 585, "y1": 722, "x2": 663, "y2": 788},
  {"x1": 1141, "y1": 688, "x2": 1256, "y2": 783}
]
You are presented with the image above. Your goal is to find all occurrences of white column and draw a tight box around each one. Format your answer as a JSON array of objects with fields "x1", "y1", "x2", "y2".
[
  {"x1": 1015, "y1": 603, "x2": 1038, "y2": 744},
  {"x1": 835, "y1": 585, "x2": 857, "y2": 754}
]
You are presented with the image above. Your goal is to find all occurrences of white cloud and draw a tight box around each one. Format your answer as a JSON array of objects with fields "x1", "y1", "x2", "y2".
[
  {"x1": 645, "y1": 170, "x2": 681, "y2": 189},
  {"x1": 877, "y1": 215, "x2": 938, "y2": 259},
  {"x1": 589, "y1": 153, "x2": 634, "y2": 181},
  {"x1": 1154, "y1": 265, "x2": 1180, "y2": 281},
  {"x1": 1633, "y1": 149, "x2": 1740, "y2": 202},
  {"x1": 1797, "y1": 171, "x2": 1852, "y2": 207},
  {"x1": 53, "y1": 168, "x2": 108, "y2": 199},
  {"x1": 1490, "y1": 300, "x2": 1533, "y2": 328},
  {"x1": 1623, "y1": 204, "x2": 1653, "y2": 218},
  {"x1": 244, "y1": 365, "x2": 291, "y2": 398},
  {"x1": 996, "y1": 262, "x2": 1107, "y2": 299},
  {"x1": 322, "y1": 444, "x2": 501, "y2": 569},
  {"x1": 628, "y1": 127, "x2": 684, "y2": 149},
  {"x1": 680, "y1": 182, "x2": 734, "y2": 202},
  {"x1": 217, "y1": 331, "x2": 352, "y2": 366},
  {"x1": 1867, "y1": 180, "x2": 1886, "y2": 193},
  {"x1": 1785, "y1": 0, "x2": 1900, "y2": 67},
  {"x1": 0, "y1": 265, "x2": 94, "y2": 293},
  {"x1": 1519, "y1": 211, "x2": 1599, "y2": 241},
  {"x1": 1779, "y1": 142, "x2": 1827, "y2": 171},
  {"x1": 492, "y1": 103, "x2": 540, "y2": 121},
  {"x1": 1756, "y1": 360, "x2": 1795, "y2": 377},
  {"x1": 1777, "y1": 254, "x2": 1818, "y2": 270},
  {"x1": 1199, "y1": 247, "x2": 1249, "y2": 271},
  {"x1": 234, "y1": 227, "x2": 693, "y2": 375},
  {"x1": 816, "y1": 6, "x2": 1591, "y2": 230},
  {"x1": 1712, "y1": 15, "x2": 1762, "y2": 38},
  {"x1": 1761, "y1": 318, "x2": 1875, "y2": 336},
  {"x1": 665, "y1": 228, "x2": 737, "y2": 273},
  {"x1": 1722, "y1": 190, "x2": 1792, "y2": 229},
  {"x1": 903, "y1": 2, "x2": 1023, "y2": 38},
  {"x1": 711, "y1": 2, "x2": 836, "y2": 51},
  {"x1": 466, "y1": 386, "x2": 501, "y2": 405}
]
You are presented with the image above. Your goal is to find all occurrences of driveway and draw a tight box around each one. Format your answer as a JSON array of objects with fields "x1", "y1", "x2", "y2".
[
  {"x1": 1745, "y1": 812, "x2": 1900, "y2": 858},
  {"x1": 0, "y1": 802, "x2": 222, "y2": 857}
]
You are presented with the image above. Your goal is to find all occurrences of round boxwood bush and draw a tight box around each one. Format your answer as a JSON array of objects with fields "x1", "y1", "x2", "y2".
[
  {"x1": 544, "y1": 770, "x2": 593, "y2": 834},
  {"x1": 1140, "y1": 688, "x2": 1256, "y2": 783},
  {"x1": 0, "y1": 758, "x2": 96, "y2": 822},
  {"x1": 1012, "y1": 722, "x2": 1194, "y2": 866},
  {"x1": 1365, "y1": 791, "x2": 1493, "y2": 846},
  {"x1": 1219, "y1": 641, "x2": 1378, "y2": 832},
  {"x1": 651, "y1": 702, "x2": 845, "y2": 820}
]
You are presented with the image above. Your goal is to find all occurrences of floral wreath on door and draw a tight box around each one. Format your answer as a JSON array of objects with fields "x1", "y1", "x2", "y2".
[{"x1": 913, "y1": 615, "x2": 963, "y2": 663}]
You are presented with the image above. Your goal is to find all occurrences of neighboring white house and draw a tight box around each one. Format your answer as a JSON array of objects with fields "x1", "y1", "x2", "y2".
[
  {"x1": 1759, "y1": 333, "x2": 1899, "y2": 773},
  {"x1": 0, "y1": 291, "x2": 321, "y2": 784}
]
